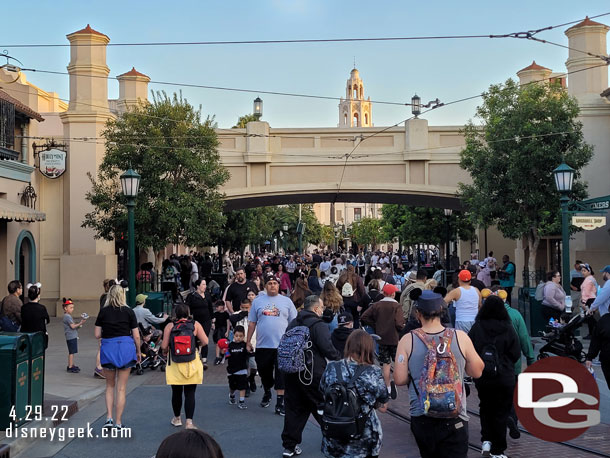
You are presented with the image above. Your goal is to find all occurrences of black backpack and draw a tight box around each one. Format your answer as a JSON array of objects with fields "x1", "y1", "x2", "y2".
[
  {"x1": 481, "y1": 338, "x2": 499, "y2": 378},
  {"x1": 169, "y1": 319, "x2": 196, "y2": 364},
  {"x1": 321, "y1": 361, "x2": 369, "y2": 441}
]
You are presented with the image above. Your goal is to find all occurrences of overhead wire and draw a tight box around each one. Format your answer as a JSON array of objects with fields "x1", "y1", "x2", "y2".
[{"x1": 1, "y1": 12, "x2": 609, "y2": 48}]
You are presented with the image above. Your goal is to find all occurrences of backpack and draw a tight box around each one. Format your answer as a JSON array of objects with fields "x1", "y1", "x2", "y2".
[
  {"x1": 277, "y1": 321, "x2": 314, "y2": 384},
  {"x1": 321, "y1": 361, "x2": 369, "y2": 441},
  {"x1": 169, "y1": 319, "x2": 196, "y2": 364},
  {"x1": 164, "y1": 266, "x2": 175, "y2": 281},
  {"x1": 480, "y1": 338, "x2": 499, "y2": 378},
  {"x1": 411, "y1": 328, "x2": 463, "y2": 418}
]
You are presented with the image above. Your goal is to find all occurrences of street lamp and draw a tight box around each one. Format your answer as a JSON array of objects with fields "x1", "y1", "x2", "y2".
[
  {"x1": 553, "y1": 162, "x2": 575, "y2": 293},
  {"x1": 411, "y1": 94, "x2": 421, "y2": 117},
  {"x1": 253, "y1": 97, "x2": 263, "y2": 120},
  {"x1": 444, "y1": 209, "x2": 453, "y2": 281},
  {"x1": 120, "y1": 168, "x2": 141, "y2": 307},
  {"x1": 282, "y1": 223, "x2": 289, "y2": 254}
]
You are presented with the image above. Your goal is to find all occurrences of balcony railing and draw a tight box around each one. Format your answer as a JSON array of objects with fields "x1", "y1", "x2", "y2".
[{"x1": 0, "y1": 146, "x2": 19, "y2": 161}]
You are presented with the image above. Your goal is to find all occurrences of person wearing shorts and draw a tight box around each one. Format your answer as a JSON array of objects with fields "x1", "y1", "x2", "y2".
[
  {"x1": 62, "y1": 299, "x2": 88, "y2": 373},
  {"x1": 360, "y1": 283, "x2": 405, "y2": 399},
  {"x1": 95, "y1": 285, "x2": 140, "y2": 431}
]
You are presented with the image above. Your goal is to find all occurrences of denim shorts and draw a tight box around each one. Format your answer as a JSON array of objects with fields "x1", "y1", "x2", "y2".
[{"x1": 66, "y1": 338, "x2": 78, "y2": 355}]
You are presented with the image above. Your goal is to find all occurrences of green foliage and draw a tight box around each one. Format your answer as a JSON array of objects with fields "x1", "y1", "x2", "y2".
[
  {"x1": 233, "y1": 113, "x2": 259, "y2": 128},
  {"x1": 380, "y1": 205, "x2": 475, "y2": 246},
  {"x1": 218, "y1": 204, "x2": 323, "y2": 252},
  {"x1": 458, "y1": 79, "x2": 592, "y2": 267},
  {"x1": 83, "y1": 91, "x2": 229, "y2": 252},
  {"x1": 349, "y1": 217, "x2": 388, "y2": 249}
]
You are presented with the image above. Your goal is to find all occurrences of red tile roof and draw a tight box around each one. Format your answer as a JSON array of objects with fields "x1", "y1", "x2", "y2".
[
  {"x1": 567, "y1": 16, "x2": 607, "y2": 31},
  {"x1": 117, "y1": 67, "x2": 150, "y2": 79},
  {"x1": 518, "y1": 61, "x2": 550, "y2": 73},
  {"x1": 70, "y1": 24, "x2": 109, "y2": 39},
  {"x1": 0, "y1": 90, "x2": 44, "y2": 122}
]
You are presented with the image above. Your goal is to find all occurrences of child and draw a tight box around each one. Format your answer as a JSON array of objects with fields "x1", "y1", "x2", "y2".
[
  {"x1": 227, "y1": 325, "x2": 249, "y2": 409},
  {"x1": 212, "y1": 300, "x2": 230, "y2": 365},
  {"x1": 229, "y1": 298, "x2": 258, "y2": 395},
  {"x1": 62, "y1": 298, "x2": 88, "y2": 373},
  {"x1": 331, "y1": 311, "x2": 355, "y2": 355}
]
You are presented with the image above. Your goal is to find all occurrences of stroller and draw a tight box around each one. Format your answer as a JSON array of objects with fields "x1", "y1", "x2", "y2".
[
  {"x1": 133, "y1": 323, "x2": 167, "y2": 375},
  {"x1": 537, "y1": 314, "x2": 586, "y2": 363}
]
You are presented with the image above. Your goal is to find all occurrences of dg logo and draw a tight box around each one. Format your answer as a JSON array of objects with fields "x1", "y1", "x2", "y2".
[{"x1": 514, "y1": 356, "x2": 600, "y2": 442}]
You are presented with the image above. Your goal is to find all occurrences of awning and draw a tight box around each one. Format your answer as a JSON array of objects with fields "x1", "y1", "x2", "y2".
[{"x1": 0, "y1": 199, "x2": 46, "y2": 222}]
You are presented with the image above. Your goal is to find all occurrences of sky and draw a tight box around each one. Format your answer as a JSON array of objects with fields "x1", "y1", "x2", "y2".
[{"x1": 2, "y1": 1, "x2": 609, "y2": 129}]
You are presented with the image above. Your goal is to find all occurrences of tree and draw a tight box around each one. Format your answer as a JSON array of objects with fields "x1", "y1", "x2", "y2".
[
  {"x1": 349, "y1": 217, "x2": 388, "y2": 250},
  {"x1": 233, "y1": 113, "x2": 259, "y2": 128},
  {"x1": 380, "y1": 205, "x2": 475, "y2": 255},
  {"x1": 459, "y1": 79, "x2": 593, "y2": 271},
  {"x1": 83, "y1": 91, "x2": 230, "y2": 266}
]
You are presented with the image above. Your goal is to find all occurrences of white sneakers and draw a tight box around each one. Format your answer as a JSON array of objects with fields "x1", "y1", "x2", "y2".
[{"x1": 481, "y1": 441, "x2": 491, "y2": 457}]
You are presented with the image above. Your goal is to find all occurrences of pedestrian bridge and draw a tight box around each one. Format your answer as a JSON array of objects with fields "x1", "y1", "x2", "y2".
[{"x1": 217, "y1": 120, "x2": 469, "y2": 210}]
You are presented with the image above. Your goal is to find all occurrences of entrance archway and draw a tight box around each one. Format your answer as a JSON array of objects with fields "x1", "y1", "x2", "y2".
[{"x1": 15, "y1": 230, "x2": 36, "y2": 286}]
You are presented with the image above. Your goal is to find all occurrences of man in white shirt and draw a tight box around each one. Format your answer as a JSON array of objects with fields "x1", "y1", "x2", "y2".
[
  {"x1": 371, "y1": 252, "x2": 380, "y2": 267},
  {"x1": 319, "y1": 257, "x2": 331, "y2": 275}
]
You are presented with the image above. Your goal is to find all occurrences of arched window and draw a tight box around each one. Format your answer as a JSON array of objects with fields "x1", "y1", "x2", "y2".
[
  {"x1": 353, "y1": 112, "x2": 359, "y2": 127},
  {"x1": 364, "y1": 113, "x2": 368, "y2": 125},
  {"x1": 360, "y1": 87, "x2": 363, "y2": 98},
  {"x1": 353, "y1": 85, "x2": 358, "y2": 99},
  {"x1": 344, "y1": 113, "x2": 348, "y2": 125}
]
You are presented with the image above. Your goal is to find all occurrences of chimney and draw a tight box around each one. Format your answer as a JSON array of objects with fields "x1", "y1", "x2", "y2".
[{"x1": 117, "y1": 67, "x2": 150, "y2": 113}]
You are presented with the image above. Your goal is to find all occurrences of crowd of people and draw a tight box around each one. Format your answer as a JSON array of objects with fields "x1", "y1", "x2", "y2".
[{"x1": 1, "y1": 248, "x2": 609, "y2": 458}]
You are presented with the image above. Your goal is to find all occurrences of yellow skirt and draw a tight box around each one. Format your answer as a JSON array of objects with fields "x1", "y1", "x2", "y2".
[{"x1": 165, "y1": 356, "x2": 203, "y2": 385}]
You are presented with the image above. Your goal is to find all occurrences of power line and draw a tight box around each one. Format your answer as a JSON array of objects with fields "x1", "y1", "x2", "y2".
[{"x1": 2, "y1": 12, "x2": 608, "y2": 48}]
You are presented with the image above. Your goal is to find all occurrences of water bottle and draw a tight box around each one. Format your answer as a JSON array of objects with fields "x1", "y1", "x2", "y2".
[{"x1": 588, "y1": 366, "x2": 595, "y2": 378}]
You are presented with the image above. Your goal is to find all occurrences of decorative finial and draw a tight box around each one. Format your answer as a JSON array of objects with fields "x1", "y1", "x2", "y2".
[{"x1": 353, "y1": 57, "x2": 356, "y2": 69}]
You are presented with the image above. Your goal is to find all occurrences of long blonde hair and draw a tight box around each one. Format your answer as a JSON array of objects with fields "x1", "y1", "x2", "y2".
[
  {"x1": 320, "y1": 281, "x2": 343, "y2": 314},
  {"x1": 105, "y1": 285, "x2": 127, "y2": 308}
]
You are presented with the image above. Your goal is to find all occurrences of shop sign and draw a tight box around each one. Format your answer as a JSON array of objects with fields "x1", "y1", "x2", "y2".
[{"x1": 39, "y1": 148, "x2": 66, "y2": 179}]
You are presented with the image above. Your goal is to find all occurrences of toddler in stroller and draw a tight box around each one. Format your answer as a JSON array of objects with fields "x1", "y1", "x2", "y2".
[
  {"x1": 538, "y1": 313, "x2": 586, "y2": 362},
  {"x1": 133, "y1": 324, "x2": 167, "y2": 375}
]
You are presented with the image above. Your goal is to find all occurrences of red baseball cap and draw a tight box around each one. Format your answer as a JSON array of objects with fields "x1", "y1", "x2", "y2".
[
  {"x1": 458, "y1": 270, "x2": 472, "y2": 282},
  {"x1": 382, "y1": 283, "x2": 399, "y2": 295}
]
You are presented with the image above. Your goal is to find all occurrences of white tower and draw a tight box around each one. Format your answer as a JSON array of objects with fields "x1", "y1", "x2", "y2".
[{"x1": 338, "y1": 68, "x2": 372, "y2": 127}]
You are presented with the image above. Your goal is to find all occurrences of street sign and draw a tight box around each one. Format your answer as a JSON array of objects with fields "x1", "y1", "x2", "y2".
[
  {"x1": 580, "y1": 196, "x2": 610, "y2": 212},
  {"x1": 572, "y1": 216, "x2": 606, "y2": 230}
]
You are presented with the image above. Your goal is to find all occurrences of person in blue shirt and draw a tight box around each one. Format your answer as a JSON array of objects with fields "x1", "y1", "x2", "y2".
[
  {"x1": 589, "y1": 265, "x2": 610, "y2": 317},
  {"x1": 498, "y1": 255, "x2": 516, "y2": 305}
]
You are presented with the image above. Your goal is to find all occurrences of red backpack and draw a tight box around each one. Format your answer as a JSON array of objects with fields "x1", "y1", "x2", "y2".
[{"x1": 169, "y1": 319, "x2": 196, "y2": 363}]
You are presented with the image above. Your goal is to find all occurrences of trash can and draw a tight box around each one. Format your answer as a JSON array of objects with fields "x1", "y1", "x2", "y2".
[
  {"x1": 145, "y1": 291, "x2": 172, "y2": 315},
  {"x1": 528, "y1": 288, "x2": 547, "y2": 337},
  {"x1": 0, "y1": 333, "x2": 30, "y2": 429},
  {"x1": 24, "y1": 332, "x2": 45, "y2": 409}
]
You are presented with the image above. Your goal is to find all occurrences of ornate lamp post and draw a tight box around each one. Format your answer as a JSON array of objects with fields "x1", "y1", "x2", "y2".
[
  {"x1": 120, "y1": 168, "x2": 141, "y2": 307},
  {"x1": 253, "y1": 97, "x2": 263, "y2": 120},
  {"x1": 411, "y1": 94, "x2": 421, "y2": 117},
  {"x1": 282, "y1": 223, "x2": 289, "y2": 253},
  {"x1": 553, "y1": 162, "x2": 575, "y2": 293},
  {"x1": 444, "y1": 209, "x2": 453, "y2": 284}
]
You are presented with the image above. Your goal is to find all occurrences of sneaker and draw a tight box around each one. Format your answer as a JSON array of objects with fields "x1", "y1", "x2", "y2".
[
  {"x1": 507, "y1": 416, "x2": 520, "y2": 439},
  {"x1": 481, "y1": 441, "x2": 491, "y2": 457},
  {"x1": 249, "y1": 379, "x2": 257, "y2": 393},
  {"x1": 245, "y1": 387, "x2": 251, "y2": 398},
  {"x1": 275, "y1": 403, "x2": 285, "y2": 416},
  {"x1": 491, "y1": 455, "x2": 508, "y2": 458},
  {"x1": 67, "y1": 366, "x2": 79, "y2": 373},
  {"x1": 72, "y1": 366, "x2": 81, "y2": 372},
  {"x1": 103, "y1": 418, "x2": 114, "y2": 430},
  {"x1": 238, "y1": 401, "x2": 247, "y2": 410},
  {"x1": 260, "y1": 391, "x2": 271, "y2": 408},
  {"x1": 282, "y1": 445, "x2": 302, "y2": 457},
  {"x1": 390, "y1": 381, "x2": 397, "y2": 400},
  {"x1": 185, "y1": 421, "x2": 198, "y2": 430},
  {"x1": 115, "y1": 424, "x2": 126, "y2": 431},
  {"x1": 229, "y1": 395, "x2": 237, "y2": 405},
  {"x1": 94, "y1": 367, "x2": 106, "y2": 379},
  {"x1": 170, "y1": 416, "x2": 182, "y2": 427},
  {"x1": 203, "y1": 363, "x2": 208, "y2": 371},
  {"x1": 214, "y1": 357, "x2": 222, "y2": 366}
]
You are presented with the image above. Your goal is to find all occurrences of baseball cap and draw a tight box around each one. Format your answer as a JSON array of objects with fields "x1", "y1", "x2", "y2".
[
  {"x1": 601, "y1": 265, "x2": 610, "y2": 274},
  {"x1": 458, "y1": 270, "x2": 472, "y2": 282},
  {"x1": 135, "y1": 294, "x2": 148, "y2": 305},
  {"x1": 338, "y1": 311, "x2": 354, "y2": 325},
  {"x1": 382, "y1": 283, "x2": 399, "y2": 295},
  {"x1": 264, "y1": 273, "x2": 279, "y2": 284},
  {"x1": 415, "y1": 290, "x2": 444, "y2": 314},
  {"x1": 341, "y1": 283, "x2": 354, "y2": 297}
]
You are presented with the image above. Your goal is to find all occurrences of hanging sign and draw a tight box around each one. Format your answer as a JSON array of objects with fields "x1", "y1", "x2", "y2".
[
  {"x1": 572, "y1": 216, "x2": 606, "y2": 230},
  {"x1": 39, "y1": 148, "x2": 66, "y2": 179}
]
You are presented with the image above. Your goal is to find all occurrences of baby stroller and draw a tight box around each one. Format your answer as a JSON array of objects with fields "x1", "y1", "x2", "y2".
[
  {"x1": 537, "y1": 314, "x2": 586, "y2": 363},
  {"x1": 133, "y1": 324, "x2": 167, "y2": 375}
]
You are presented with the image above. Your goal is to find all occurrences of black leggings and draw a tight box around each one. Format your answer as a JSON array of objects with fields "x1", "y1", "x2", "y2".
[{"x1": 171, "y1": 384, "x2": 197, "y2": 419}]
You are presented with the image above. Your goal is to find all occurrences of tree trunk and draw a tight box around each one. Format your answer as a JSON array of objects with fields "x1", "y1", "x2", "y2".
[
  {"x1": 154, "y1": 250, "x2": 163, "y2": 271},
  {"x1": 526, "y1": 228, "x2": 540, "y2": 273}
]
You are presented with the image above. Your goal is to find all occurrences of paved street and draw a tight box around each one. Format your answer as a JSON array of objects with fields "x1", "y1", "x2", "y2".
[{"x1": 3, "y1": 317, "x2": 610, "y2": 458}]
